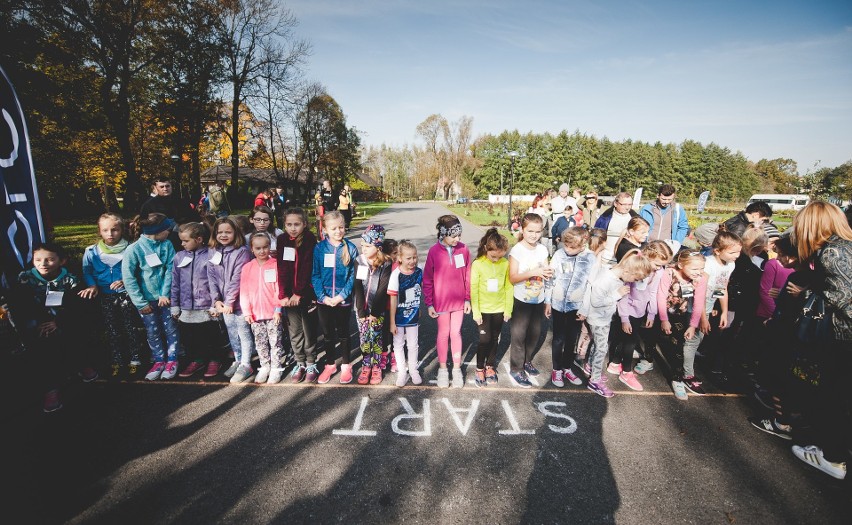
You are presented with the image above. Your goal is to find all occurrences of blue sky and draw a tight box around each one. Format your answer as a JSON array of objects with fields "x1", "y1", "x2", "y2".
[{"x1": 288, "y1": 0, "x2": 852, "y2": 172}]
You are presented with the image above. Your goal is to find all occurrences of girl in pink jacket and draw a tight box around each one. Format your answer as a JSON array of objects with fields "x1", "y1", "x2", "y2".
[{"x1": 240, "y1": 233, "x2": 284, "y2": 384}]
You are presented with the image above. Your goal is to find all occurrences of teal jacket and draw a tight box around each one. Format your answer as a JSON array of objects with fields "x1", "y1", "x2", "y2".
[{"x1": 122, "y1": 235, "x2": 176, "y2": 310}]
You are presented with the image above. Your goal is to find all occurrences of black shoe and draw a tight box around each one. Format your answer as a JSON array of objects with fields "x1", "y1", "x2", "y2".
[
  {"x1": 753, "y1": 388, "x2": 776, "y2": 411},
  {"x1": 749, "y1": 417, "x2": 792, "y2": 440},
  {"x1": 682, "y1": 375, "x2": 706, "y2": 395},
  {"x1": 523, "y1": 362, "x2": 540, "y2": 376}
]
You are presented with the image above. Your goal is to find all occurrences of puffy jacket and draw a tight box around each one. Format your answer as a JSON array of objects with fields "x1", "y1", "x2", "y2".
[
  {"x1": 239, "y1": 257, "x2": 280, "y2": 321},
  {"x1": 545, "y1": 248, "x2": 596, "y2": 313},
  {"x1": 122, "y1": 236, "x2": 175, "y2": 310},
  {"x1": 207, "y1": 245, "x2": 250, "y2": 312},
  {"x1": 171, "y1": 247, "x2": 213, "y2": 311},
  {"x1": 82, "y1": 244, "x2": 126, "y2": 294},
  {"x1": 594, "y1": 206, "x2": 640, "y2": 231},
  {"x1": 312, "y1": 238, "x2": 358, "y2": 303},
  {"x1": 277, "y1": 230, "x2": 318, "y2": 306}
]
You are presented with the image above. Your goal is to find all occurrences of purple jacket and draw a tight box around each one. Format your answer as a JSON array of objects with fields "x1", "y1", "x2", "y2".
[
  {"x1": 207, "y1": 245, "x2": 250, "y2": 312},
  {"x1": 617, "y1": 267, "x2": 665, "y2": 323},
  {"x1": 171, "y1": 247, "x2": 213, "y2": 311}
]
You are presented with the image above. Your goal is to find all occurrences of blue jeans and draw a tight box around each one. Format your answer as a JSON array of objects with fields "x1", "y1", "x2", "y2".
[
  {"x1": 140, "y1": 303, "x2": 179, "y2": 362},
  {"x1": 223, "y1": 312, "x2": 254, "y2": 365}
]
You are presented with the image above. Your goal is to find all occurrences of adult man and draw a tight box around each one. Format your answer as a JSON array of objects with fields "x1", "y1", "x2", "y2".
[
  {"x1": 208, "y1": 182, "x2": 230, "y2": 218},
  {"x1": 140, "y1": 176, "x2": 199, "y2": 224},
  {"x1": 723, "y1": 201, "x2": 773, "y2": 238},
  {"x1": 550, "y1": 183, "x2": 577, "y2": 222},
  {"x1": 273, "y1": 186, "x2": 287, "y2": 227},
  {"x1": 640, "y1": 184, "x2": 689, "y2": 243},
  {"x1": 594, "y1": 191, "x2": 639, "y2": 260}
]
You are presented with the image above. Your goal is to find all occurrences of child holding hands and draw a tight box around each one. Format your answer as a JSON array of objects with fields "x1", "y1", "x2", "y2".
[{"x1": 241, "y1": 233, "x2": 285, "y2": 384}]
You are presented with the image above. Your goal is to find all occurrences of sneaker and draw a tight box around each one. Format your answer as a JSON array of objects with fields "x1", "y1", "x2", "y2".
[
  {"x1": 229, "y1": 364, "x2": 253, "y2": 384},
  {"x1": 396, "y1": 370, "x2": 409, "y2": 387},
  {"x1": 305, "y1": 364, "x2": 320, "y2": 383},
  {"x1": 409, "y1": 367, "x2": 422, "y2": 385},
  {"x1": 582, "y1": 362, "x2": 591, "y2": 377},
  {"x1": 128, "y1": 361, "x2": 140, "y2": 376},
  {"x1": 204, "y1": 361, "x2": 221, "y2": 378},
  {"x1": 223, "y1": 361, "x2": 239, "y2": 378},
  {"x1": 753, "y1": 388, "x2": 776, "y2": 411},
  {"x1": 145, "y1": 362, "x2": 165, "y2": 381},
  {"x1": 587, "y1": 379, "x2": 615, "y2": 398},
  {"x1": 607, "y1": 362, "x2": 622, "y2": 375},
  {"x1": 43, "y1": 389, "x2": 62, "y2": 413},
  {"x1": 339, "y1": 364, "x2": 353, "y2": 384},
  {"x1": 485, "y1": 366, "x2": 498, "y2": 385},
  {"x1": 633, "y1": 349, "x2": 641, "y2": 359},
  {"x1": 619, "y1": 371, "x2": 643, "y2": 391},
  {"x1": 267, "y1": 368, "x2": 284, "y2": 384},
  {"x1": 634, "y1": 359, "x2": 654, "y2": 375},
  {"x1": 255, "y1": 367, "x2": 270, "y2": 384},
  {"x1": 357, "y1": 365, "x2": 372, "y2": 385},
  {"x1": 563, "y1": 368, "x2": 583, "y2": 386},
  {"x1": 317, "y1": 364, "x2": 337, "y2": 384},
  {"x1": 390, "y1": 353, "x2": 398, "y2": 373},
  {"x1": 682, "y1": 376, "x2": 706, "y2": 396},
  {"x1": 749, "y1": 417, "x2": 792, "y2": 440},
  {"x1": 573, "y1": 358, "x2": 586, "y2": 370},
  {"x1": 79, "y1": 366, "x2": 99, "y2": 383},
  {"x1": 523, "y1": 361, "x2": 540, "y2": 376},
  {"x1": 378, "y1": 352, "x2": 389, "y2": 370},
  {"x1": 551, "y1": 369, "x2": 565, "y2": 388},
  {"x1": 161, "y1": 361, "x2": 179, "y2": 380},
  {"x1": 179, "y1": 361, "x2": 204, "y2": 378},
  {"x1": 110, "y1": 364, "x2": 121, "y2": 378},
  {"x1": 672, "y1": 380, "x2": 688, "y2": 400},
  {"x1": 290, "y1": 365, "x2": 306, "y2": 383},
  {"x1": 792, "y1": 445, "x2": 847, "y2": 480},
  {"x1": 510, "y1": 371, "x2": 532, "y2": 388},
  {"x1": 370, "y1": 366, "x2": 383, "y2": 385},
  {"x1": 452, "y1": 368, "x2": 464, "y2": 388},
  {"x1": 437, "y1": 368, "x2": 450, "y2": 388},
  {"x1": 475, "y1": 369, "x2": 486, "y2": 388}
]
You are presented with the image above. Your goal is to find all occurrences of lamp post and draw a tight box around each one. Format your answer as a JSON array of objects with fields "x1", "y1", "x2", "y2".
[
  {"x1": 170, "y1": 153, "x2": 182, "y2": 199},
  {"x1": 507, "y1": 151, "x2": 518, "y2": 229}
]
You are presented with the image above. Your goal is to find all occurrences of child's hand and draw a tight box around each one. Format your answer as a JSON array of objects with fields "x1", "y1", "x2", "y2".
[
  {"x1": 367, "y1": 315, "x2": 377, "y2": 324},
  {"x1": 109, "y1": 280, "x2": 124, "y2": 291},
  {"x1": 768, "y1": 287, "x2": 780, "y2": 299},
  {"x1": 390, "y1": 323, "x2": 398, "y2": 335},
  {"x1": 622, "y1": 322, "x2": 632, "y2": 334},
  {"x1": 139, "y1": 304, "x2": 153, "y2": 315},
  {"x1": 78, "y1": 286, "x2": 98, "y2": 299},
  {"x1": 473, "y1": 315, "x2": 482, "y2": 325},
  {"x1": 786, "y1": 282, "x2": 805, "y2": 298},
  {"x1": 618, "y1": 285, "x2": 630, "y2": 297},
  {"x1": 719, "y1": 311, "x2": 729, "y2": 329},
  {"x1": 428, "y1": 306, "x2": 438, "y2": 318},
  {"x1": 158, "y1": 296, "x2": 170, "y2": 307},
  {"x1": 544, "y1": 304, "x2": 551, "y2": 319},
  {"x1": 684, "y1": 326, "x2": 696, "y2": 340},
  {"x1": 464, "y1": 301, "x2": 471, "y2": 314},
  {"x1": 221, "y1": 305, "x2": 233, "y2": 315},
  {"x1": 540, "y1": 266, "x2": 554, "y2": 279},
  {"x1": 661, "y1": 320, "x2": 672, "y2": 334},
  {"x1": 323, "y1": 297, "x2": 335, "y2": 307},
  {"x1": 244, "y1": 315, "x2": 253, "y2": 324},
  {"x1": 699, "y1": 317, "x2": 711, "y2": 335},
  {"x1": 273, "y1": 313, "x2": 281, "y2": 324},
  {"x1": 503, "y1": 314, "x2": 511, "y2": 322},
  {"x1": 643, "y1": 318, "x2": 653, "y2": 329},
  {"x1": 576, "y1": 314, "x2": 586, "y2": 322},
  {"x1": 38, "y1": 321, "x2": 58, "y2": 337},
  {"x1": 291, "y1": 294, "x2": 301, "y2": 306},
  {"x1": 280, "y1": 297, "x2": 290, "y2": 308},
  {"x1": 208, "y1": 307, "x2": 219, "y2": 318}
]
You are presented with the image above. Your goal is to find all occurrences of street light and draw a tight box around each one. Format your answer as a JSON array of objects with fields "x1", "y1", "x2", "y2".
[
  {"x1": 507, "y1": 151, "x2": 518, "y2": 229},
  {"x1": 170, "y1": 153, "x2": 182, "y2": 199}
]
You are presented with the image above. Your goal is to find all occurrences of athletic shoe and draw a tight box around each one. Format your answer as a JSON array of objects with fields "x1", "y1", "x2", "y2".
[
  {"x1": 204, "y1": 361, "x2": 221, "y2": 378},
  {"x1": 396, "y1": 370, "x2": 409, "y2": 387},
  {"x1": 305, "y1": 364, "x2": 320, "y2": 383},
  {"x1": 317, "y1": 364, "x2": 337, "y2": 384},
  {"x1": 634, "y1": 360, "x2": 654, "y2": 375},
  {"x1": 223, "y1": 361, "x2": 239, "y2": 378},
  {"x1": 161, "y1": 361, "x2": 179, "y2": 380},
  {"x1": 475, "y1": 369, "x2": 486, "y2": 388},
  {"x1": 749, "y1": 417, "x2": 792, "y2": 440},
  {"x1": 357, "y1": 365, "x2": 372, "y2": 385},
  {"x1": 290, "y1": 365, "x2": 306, "y2": 383},
  {"x1": 792, "y1": 445, "x2": 847, "y2": 480},
  {"x1": 378, "y1": 352, "x2": 389, "y2": 370},
  {"x1": 267, "y1": 368, "x2": 284, "y2": 384},
  {"x1": 619, "y1": 371, "x2": 644, "y2": 391},
  {"x1": 682, "y1": 376, "x2": 706, "y2": 395},
  {"x1": 587, "y1": 380, "x2": 614, "y2": 398},
  {"x1": 485, "y1": 366, "x2": 498, "y2": 385},
  {"x1": 551, "y1": 369, "x2": 565, "y2": 388},
  {"x1": 452, "y1": 368, "x2": 464, "y2": 388},
  {"x1": 523, "y1": 361, "x2": 540, "y2": 376},
  {"x1": 255, "y1": 367, "x2": 270, "y2": 384},
  {"x1": 409, "y1": 367, "x2": 422, "y2": 385},
  {"x1": 370, "y1": 366, "x2": 383, "y2": 385},
  {"x1": 563, "y1": 368, "x2": 583, "y2": 386},
  {"x1": 179, "y1": 361, "x2": 204, "y2": 378},
  {"x1": 145, "y1": 362, "x2": 165, "y2": 381},
  {"x1": 510, "y1": 371, "x2": 532, "y2": 388},
  {"x1": 339, "y1": 364, "x2": 353, "y2": 384},
  {"x1": 573, "y1": 358, "x2": 586, "y2": 371},
  {"x1": 229, "y1": 364, "x2": 253, "y2": 384},
  {"x1": 110, "y1": 364, "x2": 121, "y2": 378},
  {"x1": 128, "y1": 361, "x2": 140, "y2": 376},
  {"x1": 753, "y1": 388, "x2": 776, "y2": 411},
  {"x1": 633, "y1": 349, "x2": 641, "y2": 359},
  {"x1": 79, "y1": 366, "x2": 99, "y2": 383},
  {"x1": 437, "y1": 368, "x2": 450, "y2": 388},
  {"x1": 43, "y1": 389, "x2": 62, "y2": 413},
  {"x1": 672, "y1": 380, "x2": 688, "y2": 400},
  {"x1": 582, "y1": 362, "x2": 591, "y2": 377},
  {"x1": 390, "y1": 353, "x2": 398, "y2": 373},
  {"x1": 607, "y1": 362, "x2": 622, "y2": 375}
]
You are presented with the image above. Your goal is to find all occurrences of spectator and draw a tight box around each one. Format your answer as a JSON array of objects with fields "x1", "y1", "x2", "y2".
[
  {"x1": 140, "y1": 176, "x2": 199, "y2": 225},
  {"x1": 639, "y1": 184, "x2": 689, "y2": 243},
  {"x1": 208, "y1": 183, "x2": 230, "y2": 218},
  {"x1": 320, "y1": 180, "x2": 337, "y2": 214},
  {"x1": 594, "y1": 191, "x2": 640, "y2": 263},
  {"x1": 273, "y1": 187, "x2": 287, "y2": 228},
  {"x1": 581, "y1": 192, "x2": 603, "y2": 230},
  {"x1": 254, "y1": 188, "x2": 274, "y2": 208},
  {"x1": 551, "y1": 183, "x2": 577, "y2": 221},
  {"x1": 723, "y1": 201, "x2": 773, "y2": 238}
]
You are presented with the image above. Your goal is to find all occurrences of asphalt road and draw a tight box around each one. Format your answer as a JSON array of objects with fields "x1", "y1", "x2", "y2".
[{"x1": 7, "y1": 202, "x2": 851, "y2": 524}]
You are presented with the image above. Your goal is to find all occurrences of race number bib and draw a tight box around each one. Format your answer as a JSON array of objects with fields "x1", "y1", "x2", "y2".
[
  {"x1": 454, "y1": 254, "x2": 465, "y2": 268},
  {"x1": 282, "y1": 247, "x2": 296, "y2": 261},
  {"x1": 209, "y1": 251, "x2": 222, "y2": 265},
  {"x1": 324, "y1": 253, "x2": 335, "y2": 268},
  {"x1": 356, "y1": 265, "x2": 368, "y2": 280},
  {"x1": 177, "y1": 257, "x2": 192, "y2": 268},
  {"x1": 145, "y1": 253, "x2": 163, "y2": 267},
  {"x1": 264, "y1": 269, "x2": 277, "y2": 283},
  {"x1": 45, "y1": 290, "x2": 64, "y2": 307},
  {"x1": 487, "y1": 278, "x2": 499, "y2": 292}
]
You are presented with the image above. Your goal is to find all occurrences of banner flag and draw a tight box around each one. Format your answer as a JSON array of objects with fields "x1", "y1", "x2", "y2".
[
  {"x1": 632, "y1": 187, "x2": 643, "y2": 211},
  {"x1": 697, "y1": 190, "x2": 711, "y2": 213}
]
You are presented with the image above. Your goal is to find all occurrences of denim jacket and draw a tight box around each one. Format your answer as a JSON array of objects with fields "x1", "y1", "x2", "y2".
[{"x1": 545, "y1": 248, "x2": 596, "y2": 313}]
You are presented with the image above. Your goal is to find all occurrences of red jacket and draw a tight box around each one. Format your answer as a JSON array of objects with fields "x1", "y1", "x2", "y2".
[{"x1": 276, "y1": 230, "x2": 317, "y2": 306}]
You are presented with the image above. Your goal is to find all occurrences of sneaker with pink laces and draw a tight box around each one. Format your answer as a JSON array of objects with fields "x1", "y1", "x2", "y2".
[
  {"x1": 619, "y1": 371, "x2": 643, "y2": 391},
  {"x1": 563, "y1": 368, "x2": 583, "y2": 386},
  {"x1": 203, "y1": 361, "x2": 222, "y2": 378},
  {"x1": 317, "y1": 364, "x2": 337, "y2": 384},
  {"x1": 145, "y1": 362, "x2": 166, "y2": 381},
  {"x1": 390, "y1": 352, "x2": 398, "y2": 373},
  {"x1": 161, "y1": 361, "x2": 179, "y2": 380},
  {"x1": 551, "y1": 369, "x2": 565, "y2": 387},
  {"x1": 607, "y1": 362, "x2": 622, "y2": 375},
  {"x1": 180, "y1": 361, "x2": 204, "y2": 378},
  {"x1": 43, "y1": 389, "x2": 62, "y2": 413}
]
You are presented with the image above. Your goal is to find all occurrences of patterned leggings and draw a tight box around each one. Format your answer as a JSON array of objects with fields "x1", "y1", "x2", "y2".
[
  {"x1": 358, "y1": 315, "x2": 385, "y2": 367},
  {"x1": 101, "y1": 293, "x2": 144, "y2": 365},
  {"x1": 251, "y1": 319, "x2": 284, "y2": 370}
]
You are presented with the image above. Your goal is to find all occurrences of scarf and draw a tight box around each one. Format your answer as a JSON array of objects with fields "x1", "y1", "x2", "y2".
[{"x1": 98, "y1": 238, "x2": 128, "y2": 254}]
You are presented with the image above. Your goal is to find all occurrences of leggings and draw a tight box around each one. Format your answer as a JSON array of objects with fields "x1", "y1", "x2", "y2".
[
  {"x1": 223, "y1": 312, "x2": 254, "y2": 365},
  {"x1": 179, "y1": 320, "x2": 221, "y2": 363},
  {"x1": 358, "y1": 315, "x2": 385, "y2": 367},
  {"x1": 286, "y1": 303, "x2": 318, "y2": 365},
  {"x1": 510, "y1": 299, "x2": 544, "y2": 373},
  {"x1": 612, "y1": 315, "x2": 655, "y2": 372},
  {"x1": 476, "y1": 312, "x2": 503, "y2": 369},
  {"x1": 659, "y1": 313, "x2": 701, "y2": 380},
  {"x1": 100, "y1": 292, "x2": 144, "y2": 366},
  {"x1": 551, "y1": 309, "x2": 581, "y2": 370},
  {"x1": 317, "y1": 303, "x2": 353, "y2": 365},
  {"x1": 251, "y1": 319, "x2": 284, "y2": 369},
  {"x1": 587, "y1": 323, "x2": 611, "y2": 383},
  {"x1": 436, "y1": 310, "x2": 464, "y2": 365},
  {"x1": 393, "y1": 325, "x2": 420, "y2": 372},
  {"x1": 140, "y1": 303, "x2": 180, "y2": 363}
]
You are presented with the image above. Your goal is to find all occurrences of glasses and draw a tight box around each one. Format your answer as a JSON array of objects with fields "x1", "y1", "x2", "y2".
[
  {"x1": 616, "y1": 201, "x2": 632, "y2": 206},
  {"x1": 252, "y1": 218, "x2": 271, "y2": 223}
]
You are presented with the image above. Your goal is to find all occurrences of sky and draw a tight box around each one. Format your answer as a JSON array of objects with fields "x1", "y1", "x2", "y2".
[{"x1": 287, "y1": 0, "x2": 852, "y2": 172}]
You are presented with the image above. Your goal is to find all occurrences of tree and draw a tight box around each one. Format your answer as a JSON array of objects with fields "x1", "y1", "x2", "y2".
[
  {"x1": 752, "y1": 158, "x2": 798, "y2": 194},
  {"x1": 415, "y1": 114, "x2": 475, "y2": 200}
]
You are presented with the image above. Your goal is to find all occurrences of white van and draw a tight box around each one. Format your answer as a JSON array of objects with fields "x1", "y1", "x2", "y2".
[{"x1": 747, "y1": 194, "x2": 810, "y2": 211}]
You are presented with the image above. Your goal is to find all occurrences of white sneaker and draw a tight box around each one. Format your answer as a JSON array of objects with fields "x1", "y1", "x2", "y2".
[
  {"x1": 792, "y1": 445, "x2": 847, "y2": 480},
  {"x1": 452, "y1": 368, "x2": 464, "y2": 388},
  {"x1": 409, "y1": 367, "x2": 422, "y2": 385},
  {"x1": 634, "y1": 360, "x2": 654, "y2": 375},
  {"x1": 267, "y1": 368, "x2": 284, "y2": 384},
  {"x1": 672, "y1": 380, "x2": 688, "y2": 400},
  {"x1": 223, "y1": 361, "x2": 239, "y2": 378},
  {"x1": 161, "y1": 361, "x2": 179, "y2": 380},
  {"x1": 437, "y1": 368, "x2": 450, "y2": 388},
  {"x1": 255, "y1": 367, "x2": 270, "y2": 384},
  {"x1": 230, "y1": 364, "x2": 253, "y2": 384},
  {"x1": 396, "y1": 370, "x2": 409, "y2": 387}
]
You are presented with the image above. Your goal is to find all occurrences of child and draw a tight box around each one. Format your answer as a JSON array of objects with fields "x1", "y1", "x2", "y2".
[
  {"x1": 698, "y1": 231, "x2": 742, "y2": 380},
  {"x1": 171, "y1": 222, "x2": 221, "y2": 379},
  {"x1": 208, "y1": 216, "x2": 255, "y2": 383},
  {"x1": 423, "y1": 215, "x2": 472, "y2": 388},
  {"x1": 726, "y1": 227, "x2": 769, "y2": 377},
  {"x1": 756, "y1": 234, "x2": 795, "y2": 321},
  {"x1": 12, "y1": 242, "x2": 93, "y2": 412},
  {"x1": 545, "y1": 227, "x2": 595, "y2": 388},
  {"x1": 241, "y1": 233, "x2": 285, "y2": 384},
  {"x1": 575, "y1": 227, "x2": 608, "y2": 366},
  {"x1": 277, "y1": 208, "x2": 320, "y2": 383},
  {"x1": 388, "y1": 240, "x2": 423, "y2": 386},
  {"x1": 353, "y1": 225, "x2": 393, "y2": 385},
  {"x1": 657, "y1": 250, "x2": 709, "y2": 400},
  {"x1": 380, "y1": 238, "x2": 399, "y2": 372},
  {"x1": 614, "y1": 240, "x2": 673, "y2": 389},
  {"x1": 613, "y1": 217, "x2": 650, "y2": 263},
  {"x1": 471, "y1": 228, "x2": 513, "y2": 387},
  {"x1": 80, "y1": 213, "x2": 145, "y2": 378},
  {"x1": 579, "y1": 250, "x2": 654, "y2": 397},
  {"x1": 246, "y1": 205, "x2": 284, "y2": 255},
  {"x1": 122, "y1": 213, "x2": 180, "y2": 381},
  {"x1": 312, "y1": 210, "x2": 359, "y2": 384}
]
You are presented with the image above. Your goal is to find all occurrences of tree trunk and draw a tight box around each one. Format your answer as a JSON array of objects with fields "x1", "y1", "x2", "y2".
[{"x1": 230, "y1": 87, "x2": 241, "y2": 188}]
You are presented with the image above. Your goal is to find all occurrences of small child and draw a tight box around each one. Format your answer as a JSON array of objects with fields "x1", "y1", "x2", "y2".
[
  {"x1": 579, "y1": 250, "x2": 654, "y2": 397},
  {"x1": 80, "y1": 213, "x2": 145, "y2": 378},
  {"x1": 241, "y1": 233, "x2": 285, "y2": 384},
  {"x1": 171, "y1": 222, "x2": 221, "y2": 379},
  {"x1": 471, "y1": 228, "x2": 513, "y2": 387},
  {"x1": 353, "y1": 225, "x2": 393, "y2": 385},
  {"x1": 423, "y1": 215, "x2": 472, "y2": 388},
  {"x1": 726, "y1": 227, "x2": 769, "y2": 376},
  {"x1": 545, "y1": 227, "x2": 595, "y2": 388},
  {"x1": 388, "y1": 240, "x2": 424, "y2": 386},
  {"x1": 246, "y1": 205, "x2": 284, "y2": 255},
  {"x1": 756, "y1": 233, "x2": 795, "y2": 321},
  {"x1": 575, "y1": 227, "x2": 607, "y2": 364},
  {"x1": 380, "y1": 238, "x2": 399, "y2": 372},
  {"x1": 121, "y1": 213, "x2": 180, "y2": 381},
  {"x1": 613, "y1": 217, "x2": 650, "y2": 263},
  {"x1": 698, "y1": 231, "x2": 742, "y2": 380}
]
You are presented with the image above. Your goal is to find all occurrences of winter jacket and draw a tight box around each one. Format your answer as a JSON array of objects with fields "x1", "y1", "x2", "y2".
[
  {"x1": 207, "y1": 245, "x2": 250, "y2": 312},
  {"x1": 11, "y1": 268, "x2": 84, "y2": 332},
  {"x1": 470, "y1": 256, "x2": 513, "y2": 318},
  {"x1": 594, "y1": 206, "x2": 640, "y2": 232},
  {"x1": 239, "y1": 257, "x2": 281, "y2": 321},
  {"x1": 579, "y1": 267, "x2": 625, "y2": 327},
  {"x1": 617, "y1": 268, "x2": 665, "y2": 323},
  {"x1": 276, "y1": 230, "x2": 318, "y2": 307},
  {"x1": 551, "y1": 215, "x2": 576, "y2": 243},
  {"x1": 728, "y1": 252, "x2": 765, "y2": 314},
  {"x1": 353, "y1": 255, "x2": 393, "y2": 318},
  {"x1": 170, "y1": 247, "x2": 213, "y2": 311},
  {"x1": 311, "y1": 238, "x2": 358, "y2": 303},
  {"x1": 122, "y1": 236, "x2": 176, "y2": 310},
  {"x1": 82, "y1": 244, "x2": 126, "y2": 294},
  {"x1": 640, "y1": 202, "x2": 689, "y2": 243},
  {"x1": 422, "y1": 241, "x2": 471, "y2": 312},
  {"x1": 545, "y1": 248, "x2": 596, "y2": 313}
]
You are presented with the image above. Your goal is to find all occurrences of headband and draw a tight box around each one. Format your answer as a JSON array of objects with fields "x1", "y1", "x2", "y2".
[
  {"x1": 438, "y1": 221, "x2": 462, "y2": 241},
  {"x1": 142, "y1": 218, "x2": 175, "y2": 235}
]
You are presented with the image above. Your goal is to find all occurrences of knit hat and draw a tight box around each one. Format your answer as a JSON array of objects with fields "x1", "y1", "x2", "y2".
[
  {"x1": 763, "y1": 222, "x2": 781, "y2": 240},
  {"x1": 693, "y1": 223, "x2": 719, "y2": 247},
  {"x1": 361, "y1": 224, "x2": 385, "y2": 247},
  {"x1": 559, "y1": 183, "x2": 569, "y2": 193}
]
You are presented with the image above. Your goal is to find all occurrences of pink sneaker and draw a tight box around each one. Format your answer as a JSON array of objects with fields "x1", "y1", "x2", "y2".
[
  {"x1": 180, "y1": 361, "x2": 204, "y2": 378},
  {"x1": 339, "y1": 364, "x2": 353, "y2": 384},
  {"x1": 619, "y1": 371, "x2": 643, "y2": 391},
  {"x1": 563, "y1": 368, "x2": 583, "y2": 386},
  {"x1": 317, "y1": 364, "x2": 337, "y2": 384},
  {"x1": 390, "y1": 352, "x2": 398, "y2": 373},
  {"x1": 203, "y1": 361, "x2": 222, "y2": 378},
  {"x1": 607, "y1": 362, "x2": 622, "y2": 375},
  {"x1": 378, "y1": 352, "x2": 389, "y2": 370},
  {"x1": 551, "y1": 369, "x2": 564, "y2": 387},
  {"x1": 43, "y1": 389, "x2": 62, "y2": 413}
]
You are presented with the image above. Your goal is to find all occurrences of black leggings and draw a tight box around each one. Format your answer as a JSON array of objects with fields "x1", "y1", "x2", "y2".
[
  {"x1": 317, "y1": 304, "x2": 353, "y2": 365},
  {"x1": 476, "y1": 312, "x2": 503, "y2": 369},
  {"x1": 510, "y1": 299, "x2": 544, "y2": 373},
  {"x1": 613, "y1": 315, "x2": 656, "y2": 372},
  {"x1": 179, "y1": 320, "x2": 221, "y2": 363},
  {"x1": 551, "y1": 309, "x2": 581, "y2": 370}
]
